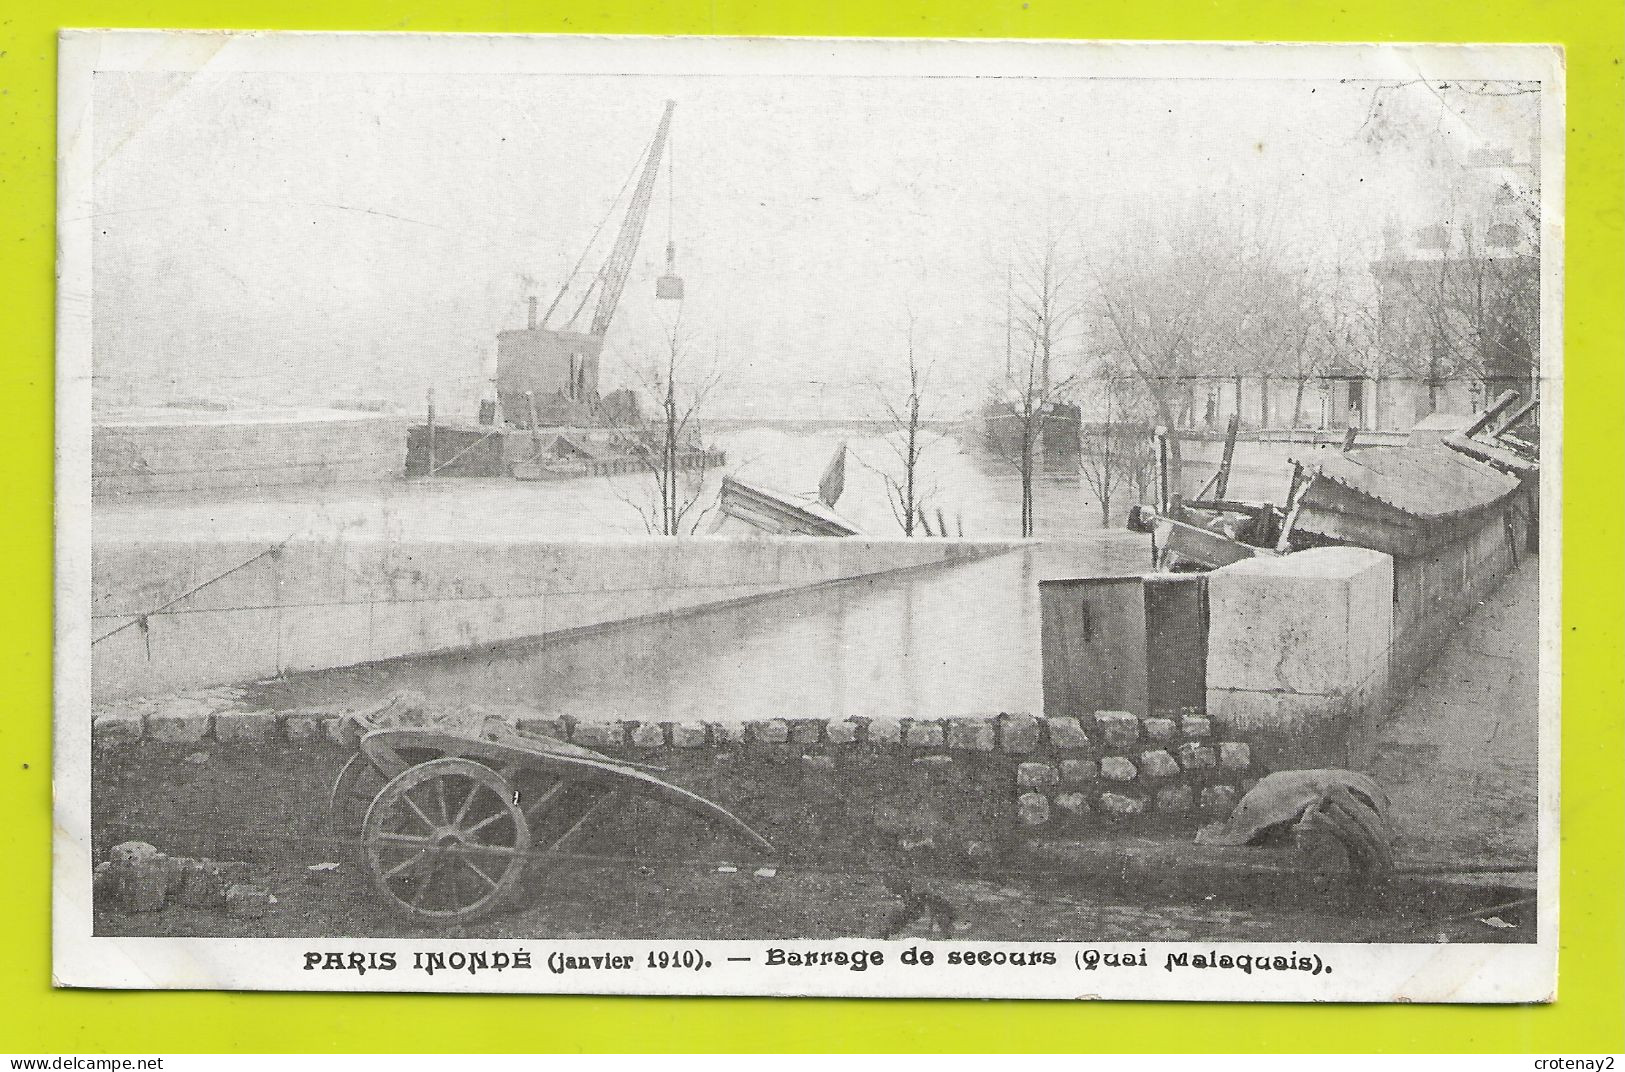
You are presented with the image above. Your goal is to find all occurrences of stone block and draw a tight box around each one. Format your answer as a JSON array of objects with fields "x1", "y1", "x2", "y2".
[
  {"x1": 1206, "y1": 689, "x2": 1352, "y2": 770},
  {"x1": 1200, "y1": 784, "x2": 1239, "y2": 814},
  {"x1": 801, "y1": 754, "x2": 835, "y2": 772},
  {"x1": 1098, "y1": 792, "x2": 1147, "y2": 817},
  {"x1": 1094, "y1": 711, "x2": 1139, "y2": 749},
  {"x1": 998, "y1": 712, "x2": 1040, "y2": 753},
  {"x1": 1180, "y1": 715, "x2": 1212, "y2": 739},
  {"x1": 1100, "y1": 756, "x2": 1137, "y2": 782},
  {"x1": 283, "y1": 713, "x2": 335, "y2": 743},
  {"x1": 572, "y1": 721, "x2": 623, "y2": 750},
  {"x1": 1043, "y1": 716, "x2": 1090, "y2": 750},
  {"x1": 1176, "y1": 742, "x2": 1217, "y2": 771},
  {"x1": 1053, "y1": 792, "x2": 1090, "y2": 818},
  {"x1": 115, "y1": 855, "x2": 170, "y2": 914},
  {"x1": 1155, "y1": 785, "x2": 1195, "y2": 814},
  {"x1": 669, "y1": 723, "x2": 708, "y2": 748},
  {"x1": 92, "y1": 861, "x2": 117, "y2": 897},
  {"x1": 1141, "y1": 717, "x2": 1176, "y2": 742},
  {"x1": 866, "y1": 717, "x2": 903, "y2": 746},
  {"x1": 904, "y1": 721, "x2": 945, "y2": 748},
  {"x1": 1016, "y1": 792, "x2": 1050, "y2": 826},
  {"x1": 225, "y1": 884, "x2": 277, "y2": 919},
  {"x1": 1138, "y1": 749, "x2": 1180, "y2": 779},
  {"x1": 629, "y1": 722, "x2": 666, "y2": 749},
  {"x1": 517, "y1": 716, "x2": 568, "y2": 739},
  {"x1": 947, "y1": 717, "x2": 996, "y2": 752},
  {"x1": 749, "y1": 719, "x2": 790, "y2": 745},
  {"x1": 213, "y1": 710, "x2": 283, "y2": 744},
  {"x1": 1060, "y1": 758, "x2": 1099, "y2": 785},
  {"x1": 706, "y1": 722, "x2": 746, "y2": 746},
  {"x1": 161, "y1": 856, "x2": 194, "y2": 898},
  {"x1": 912, "y1": 754, "x2": 953, "y2": 768},
  {"x1": 92, "y1": 712, "x2": 144, "y2": 741},
  {"x1": 147, "y1": 711, "x2": 212, "y2": 744},
  {"x1": 1218, "y1": 741, "x2": 1252, "y2": 771},
  {"x1": 177, "y1": 859, "x2": 253, "y2": 909},
  {"x1": 1016, "y1": 762, "x2": 1060, "y2": 790},
  {"x1": 825, "y1": 720, "x2": 859, "y2": 746},
  {"x1": 790, "y1": 720, "x2": 824, "y2": 746},
  {"x1": 1207, "y1": 547, "x2": 1393, "y2": 691}
]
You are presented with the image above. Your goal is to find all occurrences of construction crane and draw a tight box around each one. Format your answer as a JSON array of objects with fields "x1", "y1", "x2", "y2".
[{"x1": 494, "y1": 100, "x2": 678, "y2": 429}]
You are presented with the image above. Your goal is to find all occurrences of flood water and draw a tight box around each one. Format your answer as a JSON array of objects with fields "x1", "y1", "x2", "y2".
[
  {"x1": 255, "y1": 534, "x2": 1149, "y2": 724},
  {"x1": 95, "y1": 423, "x2": 1111, "y2": 542}
]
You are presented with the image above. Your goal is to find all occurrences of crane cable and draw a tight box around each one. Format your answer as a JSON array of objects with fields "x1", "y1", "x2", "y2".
[{"x1": 555, "y1": 127, "x2": 661, "y2": 332}]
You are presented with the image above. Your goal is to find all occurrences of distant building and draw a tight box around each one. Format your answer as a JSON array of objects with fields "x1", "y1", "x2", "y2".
[
  {"x1": 1370, "y1": 144, "x2": 1540, "y2": 419},
  {"x1": 1100, "y1": 149, "x2": 1540, "y2": 436}
]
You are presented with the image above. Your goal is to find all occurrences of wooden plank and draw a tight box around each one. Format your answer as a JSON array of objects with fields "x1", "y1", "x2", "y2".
[
  {"x1": 1156, "y1": 516, "x2": 1266, "y2": 569},
  {"x1": 1487, "y1": 397, "x2": 1537, "y2": 439},
  {"x1": 1274, "y1": 462, "x2": 1306, "y2": 553},
  {"x1": 1142, "y1": 573, "x2": 1207, "y2": 716},
  {"x1": 1040, "y1": 577, "x2": 1149, "y2": 719},
  {"x1": 1460, "y1": 390, "x2": 1522, "y2": 438},
  {"x1": 1215, "y1": 413, "x2": 1240, "y2": 498}
]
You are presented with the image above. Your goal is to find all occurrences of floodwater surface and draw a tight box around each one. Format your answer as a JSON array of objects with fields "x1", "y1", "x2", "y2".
[{"x1": 254, "y1": 535, "x2": 1149, "y2": 725}]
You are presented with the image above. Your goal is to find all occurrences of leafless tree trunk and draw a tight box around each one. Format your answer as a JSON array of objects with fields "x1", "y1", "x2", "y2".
[
  {"x1": 597, "y1": 313, "x2": 723, "y2": 536},
  {"x1": 863, "y1": 313, "x2": 944, "y2": 536}
]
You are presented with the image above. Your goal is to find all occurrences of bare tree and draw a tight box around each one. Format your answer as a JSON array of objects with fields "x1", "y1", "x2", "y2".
[
  {"x1": 986, "y1": 337, "x2": 1078, "y2": 538},
  {"x1": 1086, "y1": 207, "x2": 1297, "y2": 487},
  {"x1": 598, "y1": 313, "x2": 723, "y2": 536},
  {"x1": 1375, "y1": 219, "x2": 1538, "y2": 407},
  {"x1": 863, "y1": 313, "x2": 942, "y2": 536},
  {"x1": 1354, "y1": 78, "x2": 1541, "y2": 408},
  {"x1": 1077, "y1": 359, "x2": 1155, "y2": 526},
  {"x1": 983, "y1": 232, "x2": 1090, "y2": 537}
]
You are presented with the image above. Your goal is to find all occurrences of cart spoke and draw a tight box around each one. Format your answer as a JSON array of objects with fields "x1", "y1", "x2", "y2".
[
  {"x1": 451, "y1": 780, "x2": 480, "y2": 827},
  {"x1": 375, "y1": 831, "x2": 435, "y2": 845},
  {"x1": 433, "y1": 777, "x2": 451, "y2": 824},
  {"x1": 462, "y1": 808, "x2": 512, "y2": 838},
  {"x1": 398, "y1": 789, "x2": 439, "y2": 832},
  {"x1": 408, "y1": 868, "x2": 435, "y2": 908},
  {"x1": 459, "y1": 855, "x2": 501, "y2": 889},
  {"x1": 384, "y1": 848, "x2": 431, "y2": 879}
]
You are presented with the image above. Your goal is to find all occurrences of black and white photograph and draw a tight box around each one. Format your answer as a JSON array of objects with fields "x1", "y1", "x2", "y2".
[{"x1": 54, "y1": 32, "x2": 1561, "y2": 1000}]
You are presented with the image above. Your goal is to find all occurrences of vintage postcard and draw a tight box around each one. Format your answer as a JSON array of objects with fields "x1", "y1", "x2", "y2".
[{"x1": 55, "y1": 31, "x2": 1562, "y2": 1000}]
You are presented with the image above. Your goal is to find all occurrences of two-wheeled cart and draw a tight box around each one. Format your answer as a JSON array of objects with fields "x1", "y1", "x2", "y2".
[{"x1": 329, "y1": 723, "x2": 774, "y2": 923}]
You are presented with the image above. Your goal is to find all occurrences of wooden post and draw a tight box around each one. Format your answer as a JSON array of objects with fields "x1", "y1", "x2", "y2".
[
  {"x1": 1215, "y1": 414, "x2": 1240, "y2": 499},
  {"x1": 426, "y1": 388, "x2": 437, "y2": 477},
  {"x1": 1153, "y1": 426, "x2": 1170, "y2": 514},
  {"x1": 1275, "y1": 463, "x2": 1306, "y2": 553},
  {"x1": 1340, "y1": 425, "x2": 1358, "y2": 452}
]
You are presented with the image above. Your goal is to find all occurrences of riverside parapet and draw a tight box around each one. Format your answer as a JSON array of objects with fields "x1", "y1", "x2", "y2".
[{"x1": 92, "y1": 691, "x2": 1263, "y2": 861}]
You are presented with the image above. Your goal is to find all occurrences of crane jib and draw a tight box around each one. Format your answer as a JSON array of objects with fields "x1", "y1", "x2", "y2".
[{"x1": 590, "y1": 99, "x2": 677, "y2": 338}]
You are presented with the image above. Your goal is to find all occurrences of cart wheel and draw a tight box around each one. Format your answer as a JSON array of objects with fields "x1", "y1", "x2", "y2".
[
  {"x1": 361, "y1": 757, "x2": 531, "y2": 923},
  {"x1": 328, "y1": 753, "x2": 389, "y2": 839}
]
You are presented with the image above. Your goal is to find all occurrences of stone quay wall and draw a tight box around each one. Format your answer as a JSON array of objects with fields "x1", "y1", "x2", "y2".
[
  {"x1": 89, "y1": 535, "x2": 1043, "y2": 701},
  {"x1": 93, "y1": 410, "x2": 405, "y2": 497},
  {"x1": 1203, "y1": 501, "x2": 1530, "y2": 771},
  {"x1": 1389, "y1": 498, "x2": 1531, "y2": 695},
  {"x1": 91, "y1": 691, "x2": 1268, "y2": 862}
]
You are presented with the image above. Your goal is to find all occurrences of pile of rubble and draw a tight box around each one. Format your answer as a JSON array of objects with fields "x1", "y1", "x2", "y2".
[{"x1": 94, "y1": 840, "x2": 278, "y2": 918}]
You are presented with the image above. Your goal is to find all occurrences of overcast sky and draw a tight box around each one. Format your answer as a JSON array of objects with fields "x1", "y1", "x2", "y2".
[{"x1": 90, "y1": 68, "x2": 1539, "y2": 418}]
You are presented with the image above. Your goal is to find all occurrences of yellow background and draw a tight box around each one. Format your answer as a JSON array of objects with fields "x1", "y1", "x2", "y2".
[{"x1": 3, "y1": 0, "x2": 1620, "y2": 1054}]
